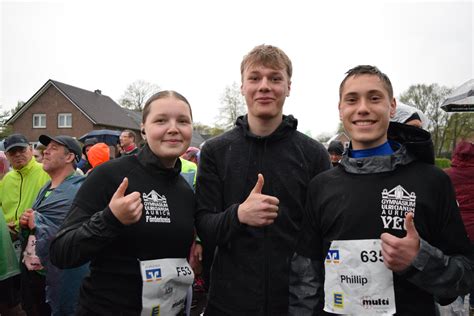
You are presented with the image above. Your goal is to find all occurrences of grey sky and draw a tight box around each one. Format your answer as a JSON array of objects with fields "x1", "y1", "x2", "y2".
[{"x1": 1, "y1": 0, "x2": 472, "y2": 137}]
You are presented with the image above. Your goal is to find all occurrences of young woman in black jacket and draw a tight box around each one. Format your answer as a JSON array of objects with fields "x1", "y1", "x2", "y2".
[{"x1": 50, "y1": 91, "x2": 195, "y2": 315}]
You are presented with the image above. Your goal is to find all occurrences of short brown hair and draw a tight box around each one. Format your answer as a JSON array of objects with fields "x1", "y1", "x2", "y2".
[
  {"x1": 339, "y1": 65, "x2": 393, "y2": 100},
  {"x1": 240, "y1": 44, "x2": 292, "y2": 81},
  {"x1": 142, "y1": 90, "x2": 193, "y2": 123}
]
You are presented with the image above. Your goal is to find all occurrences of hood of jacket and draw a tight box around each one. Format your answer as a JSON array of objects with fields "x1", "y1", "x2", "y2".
[
  {"x1": 235, "y1": 114, "x2": 298, "y2": 142},
  {"x1": 451, "y1": 141, "x2": 474, "y2": 169},
  {"x1": 340, "y1": 122, "x2": 434, "y2": 174}
]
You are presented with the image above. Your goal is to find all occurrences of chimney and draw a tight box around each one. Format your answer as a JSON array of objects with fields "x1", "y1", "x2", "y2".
[{"x1": 94, "y1": 89, "x2": 101, "y2": 94}]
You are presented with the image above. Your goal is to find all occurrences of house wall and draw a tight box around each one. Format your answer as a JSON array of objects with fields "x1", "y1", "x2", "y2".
[{"x1": 11, "y1": 85, "x2": 94, "y2": 143}]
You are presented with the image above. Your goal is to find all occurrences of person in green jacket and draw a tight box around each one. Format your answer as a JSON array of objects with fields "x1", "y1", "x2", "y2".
[
  {"x1": 0, "y1": 134, "x2": 50, "y2": 239},
  {"x1": 0, "y1": 211, "x2": 25, "y2": 315}
]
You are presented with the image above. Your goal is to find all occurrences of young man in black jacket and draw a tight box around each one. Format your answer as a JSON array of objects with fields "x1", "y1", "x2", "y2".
[
  {"x1": 289, "y1": 65, "x2": 474, "y2": 315},
  {"x1": 195, "y1": 44, "x2": 331, "y2": 315}
]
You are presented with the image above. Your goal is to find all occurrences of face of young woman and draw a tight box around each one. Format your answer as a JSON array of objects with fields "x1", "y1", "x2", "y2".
[{"x1": 141, "y1": 97, "x2": 193, "y2": 168}]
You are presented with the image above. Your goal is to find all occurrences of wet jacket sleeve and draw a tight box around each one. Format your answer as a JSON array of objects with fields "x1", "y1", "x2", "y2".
[
  {"x1": 289, "y1": 185, "x2": 324, "y2": 315},
  {"x1": 50, "y1": 170, "x2": 125, "y2": 269},
  {"x1": 401, "y1": 176, "x2": 474, "y2": 300},
  {"x1": 194, "y1": 143, "x2": 242, "y2": 247}
]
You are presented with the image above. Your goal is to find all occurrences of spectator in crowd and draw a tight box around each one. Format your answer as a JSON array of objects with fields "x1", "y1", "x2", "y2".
[
  {"x1": 77, "y1": 137, "x2": 98, "y2": 174},
  {"x1": 290, "y1": 65, "x2": 474, "y2": 315},
  {"x1": 19, "y1": 135, "x2": 88, "y2": 316},
  {"x1": 327, "y1": 140, "x2": 344, "y2": 167},
  {"x1": 0, "y1": 134, "x2": 50, "y2": 238},
  {"x1": 119, "y1": 129, "x2": 139, "y2": 156},
  {"x1": 0, "y1": 134, "x2": 50, "y2": 316},
  {"x1": 195, "y1": 44, "x2": 330, "y2": 315},
  {"x1": 50, "y1": 91, "x2": 196, "y2": 315},
  {"x1": 0, "y1": 151, "x2": 10, "y2": 179},
  {"x1": 33, "y1": 144, "x2": 45, "y2": 163},
  {"x1": 445, "y1": 140, "x2": 474, "y2": 314},
  {"x1": 86, "y1": 142, "x2": 110, "y2": 174},
  {"x1": 391, "y1": 100, "x2": 428, "y2": 129},
  {"x1": 182, "y1": 146, "x2": 200, "y2": 165},
  {"x1": 0, "y1": 211, "x2": 25, "y2": 316}
]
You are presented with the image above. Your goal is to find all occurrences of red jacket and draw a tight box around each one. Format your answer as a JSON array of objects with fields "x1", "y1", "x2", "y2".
[{"x1": 446, "y1": 141, "x2": 474, "y2": 241}]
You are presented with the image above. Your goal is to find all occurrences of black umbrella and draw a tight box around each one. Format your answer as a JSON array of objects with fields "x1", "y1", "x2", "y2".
[
  {"x1": 79, "y1": 129, "x2": 122, "y2": 146},
  {"x1": 440, "y1": 79, "x2": 474, "y2": 112}
]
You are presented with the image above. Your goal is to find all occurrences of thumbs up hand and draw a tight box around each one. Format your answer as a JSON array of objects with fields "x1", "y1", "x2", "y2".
[
  {"x1": 380, "y1": 212, "x2": 420, "y2": 272},
  {"x1": 109, "y1": 177, "x2": 143, "y2": 225},
  {"x1": 237, "y1": 174, "x2": 280, "y2": 227}
]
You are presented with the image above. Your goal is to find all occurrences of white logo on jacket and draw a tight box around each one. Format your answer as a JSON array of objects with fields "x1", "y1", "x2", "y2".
[
  {"x1": 143, "y1": 190, "x2": 171, "y2": 223},
  {"x1": 380, "y1": 185, "x2": 416, "y2": 230}
]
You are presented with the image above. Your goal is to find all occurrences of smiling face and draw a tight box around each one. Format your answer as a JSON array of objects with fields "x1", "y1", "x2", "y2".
[
  {"x1": 339, "y1": 74, "x2": 396, "y2": 150},
  {"x1": 141, "y1": 96, "x2": 193, "y2": 168},
  {"x1": 241, "y1": 64, "x2": 291, "y2": 122}
]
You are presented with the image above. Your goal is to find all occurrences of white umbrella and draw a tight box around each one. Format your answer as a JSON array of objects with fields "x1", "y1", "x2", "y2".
[{"x1": 440, "y1": 79, "x2": 474, "y2": 112}]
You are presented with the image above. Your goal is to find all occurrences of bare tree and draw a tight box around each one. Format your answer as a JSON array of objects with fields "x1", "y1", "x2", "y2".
[
  {"x1": 119, "y1": 80, "x2": 160, "y2": 111},
  {"x1": 216, "y1": 82, "x2": 246, "y2": 130}
]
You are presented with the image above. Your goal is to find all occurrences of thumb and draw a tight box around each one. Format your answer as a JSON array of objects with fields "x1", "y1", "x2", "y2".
[
  {"x1": 251, "y1": 174, "x2": 264, "y2": 194},
  {"x1": 404, "y1": 212, "x2": 418, "y2": 238},
  {"x1": 113, "y1": 177, "x2": 129, "y2": 199}
]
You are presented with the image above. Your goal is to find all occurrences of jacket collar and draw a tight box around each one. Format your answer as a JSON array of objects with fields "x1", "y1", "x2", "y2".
[
  {"x1": 136, "y1": 143, "x2": 181, "y2": 178},
  {"x1": 340, "y1": 122, "x2": 434, "y2": 174},
  {"x1": 235, "y1": 114, "x2": 298, "y2": 141},
  {"x1": 16, "y1": 157, "x2": 41, "y2": 175}
]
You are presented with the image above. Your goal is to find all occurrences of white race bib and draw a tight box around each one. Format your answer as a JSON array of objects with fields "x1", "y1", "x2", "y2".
[
  {"x1": 324, "y1": 239, "x2": 396, "y2": 315},
  {"x1": 139, "y1": 258, "x2": 194, "y2": 316}
]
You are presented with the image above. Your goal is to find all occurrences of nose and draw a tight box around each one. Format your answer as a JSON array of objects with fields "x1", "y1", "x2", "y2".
[
  {"x1": 258, "y1": 77, "x2": 271, "y2": 92},
  {"x1": 356, "y1": 98, "x2": 370, "y2": 115},
  {"x1": 167, "y1": 120, "x2": 179, "y2": 133}
]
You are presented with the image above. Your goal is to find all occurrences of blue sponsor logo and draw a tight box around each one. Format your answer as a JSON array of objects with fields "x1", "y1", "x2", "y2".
[
  {"x1": 334, "y1": 292, "x2": 344, "y2": 308},
  {"x1": 326, "y1": 249, "x2": 340, "y2": 263},
  {"x1": 145, "y1": 268, "x2": 162, "y2": 282}
]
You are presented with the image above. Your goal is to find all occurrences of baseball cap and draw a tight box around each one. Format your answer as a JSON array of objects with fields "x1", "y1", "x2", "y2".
[
  {"x1": 39, "y1": 135, "x2": 82, "y2": 162},
  {"x1": 4, "y1": 134, "x2": 30, "y2": 152}
]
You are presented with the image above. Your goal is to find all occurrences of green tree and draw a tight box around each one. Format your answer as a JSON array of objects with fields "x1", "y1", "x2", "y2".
[
  {"x1": 119, "y1": 80, "x2": 160, "y2": 111},
  {"x1": 399, "y1": 84, "x2": 456, "y2": 157},
  {"x1": 0, "y1": 101, "x2": 23, "y2": 139},
  {"x1": 216, "y1": 82, "x2": 246, "y2": 130},
  {"x1": 193, "y1": 122, "x2": 225, "y2": 138}
]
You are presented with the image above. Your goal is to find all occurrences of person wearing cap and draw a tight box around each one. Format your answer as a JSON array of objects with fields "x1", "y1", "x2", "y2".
[
  {"x1": 0, "y1": 134, "x2": 50, "y2": 236},
  {"x1": 18, "y1": 134, "x2": 88, "y2": 316},
  {"x1": 0, "y1": 133, "x2": 49, "y2": 316},
  {"x1": 327, "y1": 140, "x2": 345, "y2": 167}
]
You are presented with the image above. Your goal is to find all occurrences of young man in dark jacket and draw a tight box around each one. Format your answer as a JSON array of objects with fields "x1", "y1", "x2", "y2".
[
  {"x1": 289, "y1": 65, "x2": 474, "y2": 315},
  {"x1": 195, "y1": 44, "x2": 331, "y2": 315}
]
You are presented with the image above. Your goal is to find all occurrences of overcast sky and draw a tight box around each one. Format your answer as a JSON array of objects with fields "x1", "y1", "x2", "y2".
[{"x1": 1, "y1": 0, "x2": 472, "y2": 137}]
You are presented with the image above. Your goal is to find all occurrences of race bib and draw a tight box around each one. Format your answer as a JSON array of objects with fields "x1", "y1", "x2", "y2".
[
  {"x1": 139, "y1": 258, "x2": 194, "y2": 316},
  {"x1": 324, "y1": 239, "x2": 396, "y2": 315}
]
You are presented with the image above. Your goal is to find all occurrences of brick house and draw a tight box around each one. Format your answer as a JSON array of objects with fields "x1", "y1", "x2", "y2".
[{"x1": 5, "y1": 79, "x2": 141, "y2": 146}]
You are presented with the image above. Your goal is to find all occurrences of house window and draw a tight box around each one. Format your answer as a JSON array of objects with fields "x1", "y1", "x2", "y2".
[
  {"x1": 58, "y1": 113, "x2": 72, "y2": 128},
  {"x1": 33, "y1": 114, "x2": 46, "y2": 128}
]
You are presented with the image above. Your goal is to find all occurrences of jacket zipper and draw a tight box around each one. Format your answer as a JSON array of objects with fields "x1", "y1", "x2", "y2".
[{"x1": 14, "y1": 171, "x2": 24, "y2": 221}]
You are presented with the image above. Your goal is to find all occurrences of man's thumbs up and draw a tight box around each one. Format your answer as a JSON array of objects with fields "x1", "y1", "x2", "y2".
[
  {"x1": 109, "y1": 177, "x2": 143, "y2": 225},
  {"x1": 251, "y1": 173, "x2": 264, "y2": 194},
  {"x1": 381, "y1": 212, "x2": 420, "y2": 272},
  {"x1": 237, "y1": 174, "x2": 280, "y2": 227}
]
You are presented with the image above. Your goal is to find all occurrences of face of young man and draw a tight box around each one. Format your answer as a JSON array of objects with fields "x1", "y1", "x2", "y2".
[
  {"x1": 6, "y1": 146, "x2": 33, "y2": 170},
  {"x1": 241, "y1": 64, "x2": 291, "y2": 122},
  {"x1": 339, "y1": 74, "x2": 396, "y2": 150}
]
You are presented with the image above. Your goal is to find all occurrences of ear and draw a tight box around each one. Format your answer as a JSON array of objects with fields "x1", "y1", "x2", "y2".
[
  {"x1": 338, "y1": 102, "x2": 343, "y2": 121},
  {"x1": 389, "y1": 98, "x2": 397, "y2": 118},
  {"x1": 140, "y1": 123, "x2": 146, "y2": 139},
  {"x1": 240, "y1": 84, "x2": 245, "y2": 96},
  {"x1": 287, "y1": 80, "x2": 292, "y2": 97}
]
